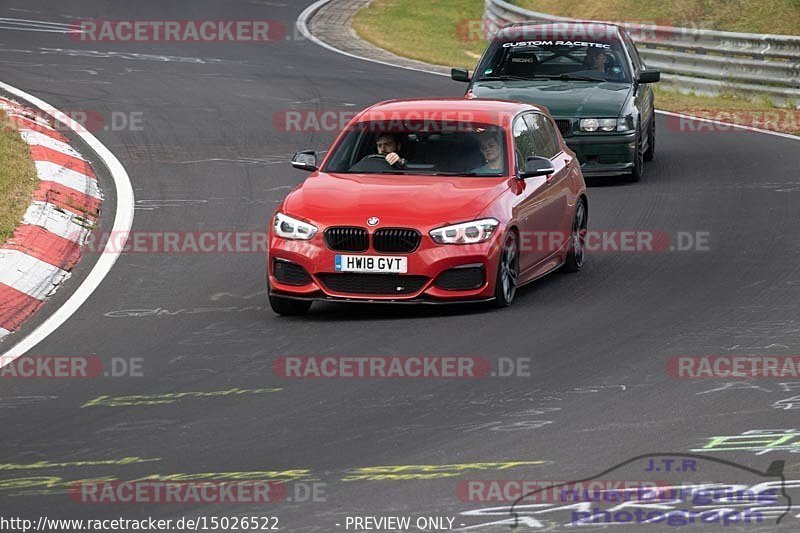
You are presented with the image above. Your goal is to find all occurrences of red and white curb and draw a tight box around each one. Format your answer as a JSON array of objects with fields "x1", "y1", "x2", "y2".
[{"x1": 0, "y1": 96, "x2": 101, "y2": 342}]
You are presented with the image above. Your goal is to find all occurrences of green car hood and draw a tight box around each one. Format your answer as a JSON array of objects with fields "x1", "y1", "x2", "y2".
[{"x1": 470, "y1": 80, "x2": 631, "y2": 118}]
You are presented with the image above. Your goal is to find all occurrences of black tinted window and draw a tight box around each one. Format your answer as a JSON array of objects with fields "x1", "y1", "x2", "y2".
[
  {"x1": 525, "y1": 114, "x2": 560, "y2": 159},
  {"x1": 512, "y1": 116, "x2": 536, "y2": 168}
]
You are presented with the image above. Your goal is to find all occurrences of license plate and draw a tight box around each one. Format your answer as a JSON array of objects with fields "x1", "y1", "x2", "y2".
[{"x1": 335, "y1": 255, "x2": 407, "y2": 273}]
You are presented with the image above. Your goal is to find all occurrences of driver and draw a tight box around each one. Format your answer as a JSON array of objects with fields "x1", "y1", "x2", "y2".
[
  {"x1": 375, "y1": 133, "x2": 406, "y2": 168},
  {"x1": 584, "y1": 47, "x2": 611, "y2": 73}
]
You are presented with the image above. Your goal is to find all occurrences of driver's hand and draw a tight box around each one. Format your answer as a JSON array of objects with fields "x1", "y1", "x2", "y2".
[{"x1": 385, "y1": 152, "x2": 403, "y2": 167}]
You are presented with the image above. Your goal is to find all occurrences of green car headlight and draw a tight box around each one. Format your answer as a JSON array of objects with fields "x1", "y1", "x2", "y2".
[{"x1": 580, "y1": 118, "x2": 617, "y2": 132}]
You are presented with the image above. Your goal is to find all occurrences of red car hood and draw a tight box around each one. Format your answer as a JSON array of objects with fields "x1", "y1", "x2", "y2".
[{"x1": 282, "y1": 172, "x2": 509, "y2": 227}]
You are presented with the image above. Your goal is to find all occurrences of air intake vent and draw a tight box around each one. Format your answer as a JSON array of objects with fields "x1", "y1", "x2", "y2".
[
  {"x1": 273, "y1": 259, "x2": 311, "y2": 286},
  {"x1": 317, "y1": 273, "x2": 427, "y2": 295},
  {"x1": 555, "y1": 119, "x2": 572, "y2": 136},
  {"x1": 435, "y1": 266, "x2": 485, "y2": 290},
  {"x1": 325, "y1": 227, "x2": 369, "y2": 252},
  {"x1": 373, "y1": 228, "x2": 421, "y2": 253}
]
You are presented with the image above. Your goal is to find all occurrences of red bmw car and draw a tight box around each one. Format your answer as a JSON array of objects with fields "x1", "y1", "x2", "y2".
[{"x1": 267, "y1": 98, "x2": 587, "y2": 315}]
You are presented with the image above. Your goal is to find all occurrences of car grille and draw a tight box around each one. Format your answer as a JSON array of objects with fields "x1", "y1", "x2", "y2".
[
  {"x1": 555, "y1": 119, "x2": 572, "y2": 136},
  {"x1": 317, "y1": 273, "x2": 428, "y2": 295},
  {"x1": 435, "y1": 266, "x2": 485, "y2": 291},
  {"x1": 373, "y1": 228, "x2": 421, "y2": 253},
  {"x1": 325, "y1": 227, "x2": 369, "y2": 252},
  {"x1": 273, "y1": 259, "x2": 311, "y2": 286}
]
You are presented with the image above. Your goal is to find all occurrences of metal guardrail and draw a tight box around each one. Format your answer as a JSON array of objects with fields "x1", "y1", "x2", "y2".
[{"x1": 483, "y1": 0, "x2": 800, "y2": 107}]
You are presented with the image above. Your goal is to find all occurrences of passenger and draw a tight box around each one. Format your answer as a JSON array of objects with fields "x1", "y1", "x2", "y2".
[{"x1": 472, "y1": 131, "x2": 504, "y2": 174}]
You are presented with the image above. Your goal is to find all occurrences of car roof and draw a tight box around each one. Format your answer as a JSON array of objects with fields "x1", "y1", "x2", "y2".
[
  {"x1": 494, "y1": 20, "x2": 624, "y2": 42},
  {"x1": 356, "y1": 98, "x2": 545, "y2": 126}
]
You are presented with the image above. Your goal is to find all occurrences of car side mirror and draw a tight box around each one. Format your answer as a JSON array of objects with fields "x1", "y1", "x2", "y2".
[
  {"x1": 291, "y1": 150, "x2": 317, "y2": 171},
  {"x1": 637, "y1": 69, "x2": 660, "y2": 84},
  {"x1": 520, "y1": 156, "x2": 555, "y2": 178},
  {"x1": 451, "y1": 68, "x2": 471, "y2": 82}
]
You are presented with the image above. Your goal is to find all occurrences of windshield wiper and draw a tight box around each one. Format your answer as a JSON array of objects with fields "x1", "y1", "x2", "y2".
[
  {"x1": 428, "y1": 172, "x2": 482, "y2": 176},
  {"x1": 374, "y1": 170, "x2": 447, "y2": 175},
  {"x1": 363, "y1": 171, "x2": 488, "y2": 177},
  {"x1": 555, "y1": 74, "x2": 606, "y2": 82},
  {"x1": 479, "y1": 74, "x2": 605, "y2": 82},
  {"x1": 478, "y1": 75, "x2": 533, "y2": 81}
]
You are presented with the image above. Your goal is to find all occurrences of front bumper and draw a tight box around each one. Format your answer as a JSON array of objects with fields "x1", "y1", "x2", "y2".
[
  {"x1": 267, "y1": 292, "x2": 496, "y2": 305},
  {"x1": 268, "y1": 232, "x2": 503, "y2": 303},
  {"x1": 564, "y1": 132, "x2": 636, "y2": 177}
]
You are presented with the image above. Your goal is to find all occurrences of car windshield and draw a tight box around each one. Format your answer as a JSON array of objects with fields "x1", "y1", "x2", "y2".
[
  {"x1": 475, "y1": 36, "x2": 631, "y2": 83},
  {"x1": 322, "y1": 120, "x2": 508, "y2": 176}
]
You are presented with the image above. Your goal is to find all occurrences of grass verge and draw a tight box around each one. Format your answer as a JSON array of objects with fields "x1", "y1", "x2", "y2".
[
  {"x1": 514, "y1": 0, "x2": 800, "y2": 35},
  {"x1": 353, "y1": 0, "x2": 799, "y2": 135},
  {"x1": 0, "y1": 109, "x2": 38, "y2": 242},
  {"x1": 352, "y1": 0, "x2": 487, "y2": 67}
]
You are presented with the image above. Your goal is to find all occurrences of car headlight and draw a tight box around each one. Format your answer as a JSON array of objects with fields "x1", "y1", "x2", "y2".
[
  {"x1": 580, "y1": 118, "x2": 617, "y2": 132},
  {"x1": 273, "y1": 212, "x2": 317, "y2": 240},
  {"x1": 430, "y1": 218, "x2": 499, "y2": 245}
]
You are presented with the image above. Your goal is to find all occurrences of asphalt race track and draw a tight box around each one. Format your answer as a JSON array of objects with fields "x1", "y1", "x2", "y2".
[{"x1": 1, "y1": 1, "x2": 800, "y2": 531}]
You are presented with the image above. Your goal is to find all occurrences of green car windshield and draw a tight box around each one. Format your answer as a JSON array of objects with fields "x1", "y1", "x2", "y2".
[{"x1": 475, "y1": 37, "x2": 631, "y2": 84}]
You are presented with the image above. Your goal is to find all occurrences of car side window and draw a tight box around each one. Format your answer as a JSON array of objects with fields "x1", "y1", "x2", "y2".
[
  {"x1": 524, "y1": 114, "x2": 560, "y2": 159},
  {"x1": 512, "y1": 115, "x2": 536, "y2": 169}
]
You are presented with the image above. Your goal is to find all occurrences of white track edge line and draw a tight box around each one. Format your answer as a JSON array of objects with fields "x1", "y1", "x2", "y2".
[
  {"x1": 296, "y1": 0, "x2": 448, "y2": 77},
  {"x1": 0, "y1": 81, "x2": 135, "y2": 360}
]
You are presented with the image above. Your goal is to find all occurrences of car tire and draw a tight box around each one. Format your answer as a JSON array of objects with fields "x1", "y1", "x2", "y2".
[
  {"x1": 560, "y1": 198, "x2": 587, "y2": 273},
  {"x1": 268, "y1": 291, "x2": 312, "y2": 316},
  {"x1": 492, "y1": 231, "x2": 519, "y2": 307},
  {"x1": 627, "y1": 127, "x2": 644, "y2": 182},
  {"x1": 643, "y1": 113, "x2": 655, "y2": 162}
]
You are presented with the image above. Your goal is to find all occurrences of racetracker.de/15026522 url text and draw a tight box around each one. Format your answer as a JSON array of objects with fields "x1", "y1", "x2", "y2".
[{"x1": 0, "y1": 516, "x2": 280, "y2": 532}]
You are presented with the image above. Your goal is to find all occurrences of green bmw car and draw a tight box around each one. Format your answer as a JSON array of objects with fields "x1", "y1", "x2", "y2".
[{"x1": 453, "y1": 22, "x2": 660, "y2": 181}]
